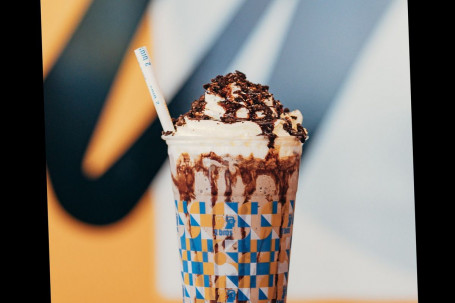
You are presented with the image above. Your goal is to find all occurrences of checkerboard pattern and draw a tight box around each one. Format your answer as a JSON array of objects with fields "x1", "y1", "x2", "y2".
[{"x1": 174, "y1": 199, "x2": 295, "y2": 302}]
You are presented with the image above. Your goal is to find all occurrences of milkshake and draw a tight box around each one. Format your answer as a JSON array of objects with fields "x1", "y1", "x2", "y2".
[{"x1": 163, "y1": 71, "x2": 308, "y2": 302}]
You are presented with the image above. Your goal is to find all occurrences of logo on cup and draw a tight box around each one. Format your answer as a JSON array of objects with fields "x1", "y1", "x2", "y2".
[
  {"x1": 214, "y1": 215, "x2": 236, "y2": 236},
  {"x1": 226, "y1": 289, "x2": 236, "y2": 302},
  {"x1": 280, "y1": 214, "x2": 293, "y2": 234},
  {"x1": 225, "y1": 215, "x2": 236, "y2": 229}
]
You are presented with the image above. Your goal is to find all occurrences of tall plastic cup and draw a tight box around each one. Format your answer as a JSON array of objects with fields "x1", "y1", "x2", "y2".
[{"x1": 163, "y1": 136, "x2": 302, "y2": 303}]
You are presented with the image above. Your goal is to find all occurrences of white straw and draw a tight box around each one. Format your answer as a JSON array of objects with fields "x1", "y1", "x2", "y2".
[{"x1": 134, "y1": 46, "x2": 175, "y2": 132}]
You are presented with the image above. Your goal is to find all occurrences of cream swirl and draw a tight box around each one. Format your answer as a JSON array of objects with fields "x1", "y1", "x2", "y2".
[{"x1": 166, "y1": 71, "x2": 308, "y2": 147}]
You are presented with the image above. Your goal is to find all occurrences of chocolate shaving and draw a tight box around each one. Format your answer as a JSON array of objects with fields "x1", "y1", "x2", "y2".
[{"x1": 162, "y1": 130, "x2": 173, "y2": 136}]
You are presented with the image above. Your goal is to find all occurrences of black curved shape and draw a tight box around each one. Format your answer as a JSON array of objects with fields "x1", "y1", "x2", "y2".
[{"x1": 44, "y1": 0, "x2": 272, "y2": 225}]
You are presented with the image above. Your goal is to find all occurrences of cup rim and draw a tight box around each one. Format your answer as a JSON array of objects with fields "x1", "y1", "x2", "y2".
[{"x1": 161, "y1": 135, "x2": 302, "y2": 143}]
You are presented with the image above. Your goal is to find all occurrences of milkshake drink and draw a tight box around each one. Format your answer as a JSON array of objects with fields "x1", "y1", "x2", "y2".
[{"x1": 162, "y1": 71, "x2": 308, "y2": 302}]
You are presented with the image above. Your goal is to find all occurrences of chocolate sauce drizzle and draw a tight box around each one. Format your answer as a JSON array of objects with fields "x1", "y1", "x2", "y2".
[
  {"x1": 171, "y1": 149, "x2": 300, "y2": 207},
  {"x1": 171, "y1": 71, "x2": 308, "y2": 148}
]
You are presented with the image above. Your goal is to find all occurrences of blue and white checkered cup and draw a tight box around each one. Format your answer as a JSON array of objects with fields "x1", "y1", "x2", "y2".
[{"x1": 164, "y1": 136, "x2": 302, "y2": 303}]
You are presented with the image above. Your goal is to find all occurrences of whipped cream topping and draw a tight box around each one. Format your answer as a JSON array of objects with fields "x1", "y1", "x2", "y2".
[{"x1": 166, "y1": 71, "x2": 308, "y2": 148}]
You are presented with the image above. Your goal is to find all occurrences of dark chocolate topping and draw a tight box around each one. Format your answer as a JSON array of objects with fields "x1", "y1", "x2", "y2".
[{"x1": 173, "y1": 71, "x2": 308, "y2": 147}]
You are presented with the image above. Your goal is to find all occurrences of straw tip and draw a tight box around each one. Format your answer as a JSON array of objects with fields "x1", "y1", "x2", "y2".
[
  {"x1": 134, "y1": 46, "x2": 147, "y2": 52},
  {"x1": 134, "y1": 46, "x2": 148, "y2": 56}
]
